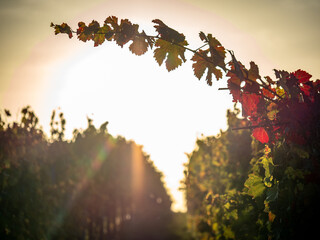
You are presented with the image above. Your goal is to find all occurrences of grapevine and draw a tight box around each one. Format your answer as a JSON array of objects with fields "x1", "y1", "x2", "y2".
[{"x1": 51, "y1": 16, "x2": 320, "y2": 145}]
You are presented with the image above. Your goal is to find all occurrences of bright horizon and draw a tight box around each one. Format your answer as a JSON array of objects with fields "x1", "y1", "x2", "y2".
[{"x1": 1, "y1": 0, "x2": 319, "y2": 212}]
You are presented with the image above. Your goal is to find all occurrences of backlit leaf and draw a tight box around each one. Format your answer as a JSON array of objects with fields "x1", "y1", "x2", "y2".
[
  {"x1": 262, "y1": 87, "x2": 276, "y2": 99},
  {"x1": 267, "y1": 103, "x2": 278, "y2": 121},
  {"x1": 199, "y1": 31, "x2": 207, "y2": 42},
  {"x1": 191, "y1": 50, "x2": 223, "y2": 86},
  {"x1": 227, "y1": 71, "x2": 241, "y2": 102},
  {"x1": 77, "y1": 22, "x2": 90, "y2": 42},
  {"x1": 248, "y1": 61, "x2": 260, "y2": 81},
  {"x1": 104, "y1": 16, "x2": 119, "y2": 30},
  {"x1": 114, "y1": 19, "x2": 138, "y2": 47},
  {"x1": 129, "y1": 35, "x2": 149, "y2": 55},
  {"x1": 153, "y1": 39, "x2": 187, "y2": 71},
  {"x1": 77, "y1": 21, "x2": 101, "y2": 43},
  {"x1": 260, "y1": 156, "x2": 274, "y2": 183},
  {"x1": 268, "y1": 211, "x2": 276, "y2": 222},
  {"x1": 153, "y1": 19, "x2": 185, "y2": 43},
  {"x1": 206, "y1": 34, "x2": 226, "y2": 71},
  {"x1": 245, "y1": 174, "x2": 265, "y2": 198},
  {"x1": 253, "y1": 127, "x2": 269, "y2": 143},
  {"x1": 241, "y1": 93, "x2": 262, "y2": 117},
  {"x1": 243, "y1": 62, "x2": 260, "y2": 94},
  {"x1": 93, "y1": 26, "x2": 110, "y2": 47},
  {"x1": 294, "y1": 69, "x2": 312, "y2": 83},
  {"x1": 253, "y1": 127, "x2": 269, "y2": 144},
  {"x1": 52, "y1": 23, "x2": 73, "y2": 38}
]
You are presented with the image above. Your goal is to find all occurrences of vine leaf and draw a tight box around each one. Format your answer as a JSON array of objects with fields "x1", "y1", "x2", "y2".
[
  {"x1": 77, "y1": 21, "x2": 99, "y2": 42},
  {"x1": 294, "y1": 69, "x2": 312, "y2": 84},
  {"x1": 227, "y1": 67, "x2": 242, "y2": 102},
  {"x1": 262, "y1": 87, "x2": 276, "y2": 99},
  {"x1": 104, "y1": 16, "x2": 119, "y2": 30},
  {"x1": 191, "y1": 32, "x2": 226, "y2": 85},
  {"x1": 294, "y1": 69, "x2": 312, "y2": 96},
  {"x1": 153, "y1": 19, "x2": 185, "y2": 43},
  {"x1": 114, "y1": 19, "x2": 139, "y2": 47},
  {"x1": 153, "y1": 39, "x2": 187, "y2": 71},
  {"x1": 243, "y1": 61, "x2": 261, "y2": 94},
  {"x1": 245, "y1": 174, "x2": 265, "y2": 198},
  {"x1": 51, "y1": 22, "x2": 73, "y2": 38},
  {"x1": 191, "y1": 50, "x2": 223, "y2": 86},
  {"x1": 129, "y1": 34, "x2": 149, "y2": 55},
  {"x1": 93, "y1": 26, "x2": 111, "y2": 47},
  {"x1": 248, "y1": 61, "x2": 261, "y2": 81},
  {"x1": 206, "y1": 34, "x2": 226, "y2": 71},
  {"x1": 253, "y1": 127, "x2": 269, "y2": 144},
  {"x1": 241, "y1": 93, "x2": 262, "y2": 117}
]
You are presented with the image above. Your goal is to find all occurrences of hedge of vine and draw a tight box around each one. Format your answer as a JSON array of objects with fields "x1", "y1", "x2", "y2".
[{"x1": 0, "y1": 107, "x2": 191, "y2": 239}]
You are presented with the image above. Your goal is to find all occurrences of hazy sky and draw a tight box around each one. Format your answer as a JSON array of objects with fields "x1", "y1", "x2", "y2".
[{"x1": 0, "y1": 0, "x2": 319, "y2": 211}]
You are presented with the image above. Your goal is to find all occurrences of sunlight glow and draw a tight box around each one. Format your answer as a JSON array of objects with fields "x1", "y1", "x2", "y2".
[{"x1": 131, "y1": 144, "x2": 145, "y2": 202}]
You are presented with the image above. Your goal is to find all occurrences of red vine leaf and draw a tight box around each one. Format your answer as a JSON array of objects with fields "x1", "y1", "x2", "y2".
[
  {"x1": 227, "y1": 71, "x2": 241, "y2": 102},
  {"x1": 262, "y1": 87, "x2": 276, "y2": 99},
  {"x1": 253, "y1": 127, "x2": 269, "y2": 143},
  {"x1": 294, "y1": 69, "x2": 312, "y2": 84},
  {"x1": 241, "y1": 93, "x2": 262, "y2": 117}
]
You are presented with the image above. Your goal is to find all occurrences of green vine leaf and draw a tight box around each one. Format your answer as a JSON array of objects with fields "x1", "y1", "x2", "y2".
[
  {"x1": 51, "y1": 22, "x2": 73, "y2": 38},
  {"x1": 266, "y1": 182, "x2": 279, "y2": 202},
  {"x1": 245, "y1": 174, "x2": 265, "y2": 198},
  {"x1": 93, "y1": 26, "x2": 111, "y2": 47}
]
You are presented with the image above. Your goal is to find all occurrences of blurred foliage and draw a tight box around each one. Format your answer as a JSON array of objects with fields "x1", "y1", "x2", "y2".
[
  {"x1": 184, "y1": 107, "x2": 320, "y2": 239},
  {"x1": 0, "y1": 107, "x2": 193, "y2": 240}
]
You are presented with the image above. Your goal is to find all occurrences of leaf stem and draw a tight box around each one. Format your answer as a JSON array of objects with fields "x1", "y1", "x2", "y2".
[{"x1": 232, "y1": 122, "x2": 288, "y2": 130}]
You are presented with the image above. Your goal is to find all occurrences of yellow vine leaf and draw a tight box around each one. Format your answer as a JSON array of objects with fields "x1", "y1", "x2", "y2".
[
  {"x1": 191, "y1": 50, "x2": 223, "y2": 86},
  {"x1": 153, "y1": 39, "x2": 187, "y2": 72}
]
